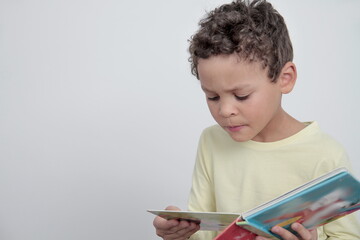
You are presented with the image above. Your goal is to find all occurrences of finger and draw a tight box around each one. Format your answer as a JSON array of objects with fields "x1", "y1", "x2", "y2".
[
  {"x1": 310, "y1": 229, "x2": 318, "y2": 240},
  {"x1": 154, "y1": 216, "x2": 179, "y2": 230},
  {"x1": 154, "y1": 218, "x2": 180, "y2": 238},
  {"x1": 159, "y1": 220, "x2": 195, "y2": 239},
  {"x1": 153, "y1": 206, "x2": 182, "y2": 236},
  {"x1": 162, "y1": 206, "x2": 199, "y2": 239},
  {"x1": 165, "y1": 221, "x2": 200, "y2": 239},
  {"x1": 165, "y1": 205, "x2": 181, "y2": 211},
  {"x1": 291, "y1": 223, "x2": 316, "y2": 240},
  {"x1": 255, "y1": 236, "x2": 273, "y2": 240},
  {"x1": 182, "y1": 221, "x2": 200, "y2": 238},
  {"x1": 271, "y1": 225, "x2": 298, "y2": 240}
]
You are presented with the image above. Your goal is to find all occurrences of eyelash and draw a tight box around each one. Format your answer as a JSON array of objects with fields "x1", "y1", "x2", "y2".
[
  {"x1": 235, "y1": 95, "x2": 249, "y2": 101},
  {"x1": 207, "y1": 95, "x2": 250, "y2": 101},
  {"x1": 207, "y1": 96, "x2": 220, "y2": 101}
]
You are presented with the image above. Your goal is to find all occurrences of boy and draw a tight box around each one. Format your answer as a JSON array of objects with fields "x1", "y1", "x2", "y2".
[{"x1": 153, "y1": 0, "x2": 360, "y2": 239}]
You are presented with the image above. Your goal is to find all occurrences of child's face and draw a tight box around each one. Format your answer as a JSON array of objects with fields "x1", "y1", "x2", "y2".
[{"x1": 198, "y1": 54, "x2": 285, "y2": 142}]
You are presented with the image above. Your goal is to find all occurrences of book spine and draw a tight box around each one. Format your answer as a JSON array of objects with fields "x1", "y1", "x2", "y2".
[{"x1": 213, "y1": 220, "x2": 257, "y2": 240}]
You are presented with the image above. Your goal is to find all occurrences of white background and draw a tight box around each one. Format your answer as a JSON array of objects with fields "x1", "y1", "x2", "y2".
[{"x1": 0, "y1": 0, "x2": 359, "y2": 239}]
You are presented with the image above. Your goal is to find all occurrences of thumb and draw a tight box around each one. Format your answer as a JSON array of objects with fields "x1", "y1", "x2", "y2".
[
  {"x1": 153, "y1": 206, "x2": 181, "y2": 230},
  {"x1": 165, "y1": 205, "x2": 181, "y2": 211}
]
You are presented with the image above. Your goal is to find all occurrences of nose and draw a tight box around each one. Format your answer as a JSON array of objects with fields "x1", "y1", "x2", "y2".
[{"x1": 219, "y1": 99, "x2": 238, "y2": 118}]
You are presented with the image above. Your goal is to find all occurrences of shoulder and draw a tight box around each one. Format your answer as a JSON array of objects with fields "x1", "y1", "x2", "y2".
[
  {"x1": 197, "y1": 125, "x2": 240, "y2": 155},
  {"x1": 303, "y1": 122, "x2": 346, "y2": 153},
  {"x1": 201, "y1": 124, "x2": 224, "y2": 137},
  {"x1": 200, "y1": 124, "x2": 225, "y2": 140},
  {"x1": 302, "y1": 122, "x2": 350, "y2": 175},
  {"x1": 199, "y1": 124, "x2": 233, "y2": 146}
]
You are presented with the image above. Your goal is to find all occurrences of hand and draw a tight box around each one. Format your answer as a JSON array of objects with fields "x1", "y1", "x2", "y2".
[
  {"x1": 153, "y1": 206, "x2": 200, "y2": 240},
  {"x1": 255, "y1": 223, "x2": 317, "y2": 240}
]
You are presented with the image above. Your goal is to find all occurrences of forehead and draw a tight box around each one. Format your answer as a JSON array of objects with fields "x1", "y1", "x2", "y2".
[
  {"x1": 197, "y1": 54, "x2": 266, "y2": 76},
  {"x1": 197, "y1": 54, "x2": 269, "y2": 90}
]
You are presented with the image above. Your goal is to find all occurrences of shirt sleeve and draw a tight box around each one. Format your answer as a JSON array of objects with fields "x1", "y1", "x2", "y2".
[{"x1": 187, "y1": 130, "x2": 217, "y2": 240}]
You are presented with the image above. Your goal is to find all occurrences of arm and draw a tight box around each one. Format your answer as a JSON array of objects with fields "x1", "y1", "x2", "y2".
[
  {"x1": 188, "y1": 132, "x2": 216, "y2": 213},
  {"x1": 187, "y1": 130, "x2": 218, "y2": 240}
]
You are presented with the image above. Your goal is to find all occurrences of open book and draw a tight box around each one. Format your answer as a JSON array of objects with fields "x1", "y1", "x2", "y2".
[{"x1": 148, "y1": 167, "x2": 360, "y2": 240}]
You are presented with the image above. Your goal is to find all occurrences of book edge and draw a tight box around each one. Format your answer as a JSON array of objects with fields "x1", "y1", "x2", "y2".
[{"x1": 242, "y1": 167, "x2": 348, "y2": 218}]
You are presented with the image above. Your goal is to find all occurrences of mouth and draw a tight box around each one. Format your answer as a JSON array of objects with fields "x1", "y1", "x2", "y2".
[{"x1": 225, "y1": 125, "x2": 245, "y2": 132}]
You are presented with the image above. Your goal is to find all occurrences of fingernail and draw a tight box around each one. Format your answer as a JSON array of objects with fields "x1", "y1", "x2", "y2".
[
  {"x1": 272, "y1": 226, "x2": 280, "y2": 233},
  {"x1": 292, "y1": 222, "x2": 300, "y2": 230}
]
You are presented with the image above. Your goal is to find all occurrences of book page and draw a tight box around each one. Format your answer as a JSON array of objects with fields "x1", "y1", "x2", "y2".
[{"x1": 148, "y1": 210, "x2": 240, "y2": 231}]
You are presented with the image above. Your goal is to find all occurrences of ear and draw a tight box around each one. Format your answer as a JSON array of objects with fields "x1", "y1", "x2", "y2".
[{"x1": 278, "y1": 62, "x2": 297, "y2": 94}]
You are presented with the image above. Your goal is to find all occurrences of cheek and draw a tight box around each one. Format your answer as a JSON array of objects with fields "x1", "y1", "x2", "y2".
[
  {"x1": 253, "y1": 92, "x2": 281, "y2": 111},
  {"x1": 246, "y1": 96, "x2": 276, "y2": 119},
  {"x1": 207, "y1": 103, "x2": 221, "y2": 120},
  {"x1": 244, "y1": 96, "x2": 263, "y2": 113}
]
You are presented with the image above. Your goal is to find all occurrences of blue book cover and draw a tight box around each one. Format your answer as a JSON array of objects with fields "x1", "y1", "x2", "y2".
[
  {"x1": 237, "y1": 167, "x2": 360, "y2": 239},
  {"x1": 149, "y1": 168, "x2": 360, "y2": 240}
]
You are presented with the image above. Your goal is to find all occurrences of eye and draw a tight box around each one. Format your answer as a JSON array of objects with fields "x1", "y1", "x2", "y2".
[
  {"x1": 207, "y1": 96, "x2": 219, "y2": 101},
  {"x1": 235, "y1": 95, "x2": 249, "y2": 101}
]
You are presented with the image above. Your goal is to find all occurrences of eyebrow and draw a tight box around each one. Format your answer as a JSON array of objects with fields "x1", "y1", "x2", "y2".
[{"x1": 201, "y1": 84, "x2": 251, "y2": 93}]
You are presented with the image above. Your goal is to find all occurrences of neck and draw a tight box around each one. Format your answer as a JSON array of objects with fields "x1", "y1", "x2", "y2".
[{"x1": 252, "y1": 108, "x2": 305, "y2": 142}]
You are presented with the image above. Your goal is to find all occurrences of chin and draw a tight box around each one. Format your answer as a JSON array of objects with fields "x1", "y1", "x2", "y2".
[{"x1": 229, "y1": 134, "x2": 251, "y2": 142}]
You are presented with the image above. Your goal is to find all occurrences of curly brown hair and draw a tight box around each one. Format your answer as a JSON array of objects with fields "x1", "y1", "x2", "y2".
[{"x1": 188, "y1": 0, "x2": 293, "y2": 82}]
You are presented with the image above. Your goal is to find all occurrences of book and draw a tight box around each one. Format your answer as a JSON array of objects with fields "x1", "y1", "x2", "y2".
[
  {"x1": 149, "y1": 167, "x2": 360, "y2": 240},
  {"x1": 147, "y1": 210, "x2": 240, "y2": 231}
]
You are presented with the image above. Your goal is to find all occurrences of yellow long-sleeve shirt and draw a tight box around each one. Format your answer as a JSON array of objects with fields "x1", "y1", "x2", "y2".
[{"x1": 188, "y1": 122, "x2": 360, "y2": 239}]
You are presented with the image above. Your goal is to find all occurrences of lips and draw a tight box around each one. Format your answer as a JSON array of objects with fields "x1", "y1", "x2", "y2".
[{"x1": 226, "y1": 125, "x2": 245, "y2": 132}]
